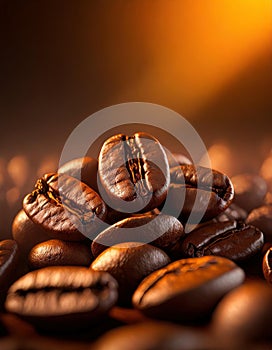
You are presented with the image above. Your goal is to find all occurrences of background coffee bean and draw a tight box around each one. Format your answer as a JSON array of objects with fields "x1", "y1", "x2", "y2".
[
  {"x1": 23, "y1": 173, "x2": 107, "y2": 241},
  {"x1": 213, "y1": 203, "x2": 247, "y2": 223},
  {"x1": 262, "y1": 247, "x2": 272, "y2": 284},
  {"x1": 98, "y1": 132, "x2": 170, "y2": 213},
  {"x1": 91, "y1": 213, "x2": 184, "y2": 258},
  {"x1": 28, "y1": 239, "x2": 93, "y2": 270},
  {"x1": 163, "y1": 165, "x2": 234, "y2": 224},
  {"x1": 180, "y1": 220, "x2": 264, "y2": 262},
  {"x1": 231, "y1": 173, "x2": 267, "y2": 212},
  {"x1": 246, "y1": 205, "x2": 272, "y2": 242},
  {"x1": 5, "y1": 266, "x2": 118, "y2": 331},
  {"x1": 132, "y1": 256, "x2": 245, "y2": 323},
  {"x1": 211, "y1": 281, "x2": 272, "y2": 345},
  {"x1": 91, "y1": 242, "x2": 171, "y2": 306}
]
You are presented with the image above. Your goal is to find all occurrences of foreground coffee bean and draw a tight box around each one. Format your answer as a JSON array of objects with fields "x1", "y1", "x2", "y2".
[
  {"x1": 58, "y1": 156, "x2": 98, "y2": 192},
  {"x1": 91, "y1": 214, "x2": 184, "y2": 258},
  {"x1": 246, "y1": 205, "x2": 272, "y2": 242},
  {"x1": 5, "y1": 266, "x2": 118, "y2": 331},
  {"x1": 98, "y1": 132, "x2": 170, "y2": 213},
  {"x1": 23, "y1": 173, "x2": 107, "y2": 241},
  {"x1": 180, "y1": 220, "x2": 264, "y2": 262},
  {"x1": 212, "y1": 281, "x2": 272, "y2": 344},
  {"x1": 28, "y1": 239, "x2": 93, "y2": 270},
  {"x1": 91, "y1": 242, "x2": 171, "y2": 305},
  {"x1": 132, "y1": 256, "x2": 245, "y2": 323},
  {"x1": 164, "y1": 165, "x2": 234, "y2": 223},
  {"x1": 231, "y1": 173, "x2": 267, "y2": 212},
  {"x1": 262, "y1": 247, "x2": 272, "y2": 284},
  {"x1": 0, "y1": 240, "x2": 20, "y2": 309}
]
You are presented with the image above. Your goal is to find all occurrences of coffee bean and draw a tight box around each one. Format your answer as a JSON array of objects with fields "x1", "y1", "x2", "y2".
[
  {"x1": 180, "y1": 220, "x2": 264, "y2": 262},
  {"x1": 91, "y1": 214, "x2": 184, "y2": 258},
  {"x1": 262, "y1": 247, "x2": 272, "y2": 284},
  {"x1": 0, "y1": 240, "x2": 20, "y2": 309},
  {"x1": 246, "y1": 205, "x2": 272, "y2": 242},
  {"x1": 23, "y1": 173, "x2": 107, "y2": 241},
  {"x1": 163, "y1": 165, "x2": 234, "y2": 224},
  {"x1": 12, "y1": 209, "x2": 50, "y2": 259},
  {"x1": 165, "y1": 149, "x2": 192, "y2": 169},
  {"x1": 132, "y1": 256, "x2": 245, "y2": 322},
  {"x1": 5, "y1": 266, "x2": 118, "y2": 331},
  {"x1": 28, "y1": 239, "x2": 93, "y2": 270},
  {"x1": 212, "y1": 281, "x2": 272, "y2": 344},
  {"x1": 98, "y1": 133, "x2": 170, "y2": 213},
  {"x1": 231, "y1": 173, "x2": 267, "y2": 212},
  {"x1": 58, "y1": 156, "x2": 98, "y2": 192},
  {"x1": 213, "y1": 203, "x2": 247, "y2": 223},
  {"x1": 91, "y1": 242, "x2": 171, "y2": 306}
]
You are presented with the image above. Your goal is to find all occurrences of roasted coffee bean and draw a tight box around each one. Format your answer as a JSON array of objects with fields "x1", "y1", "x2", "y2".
[
  {"x1": 12, "y1": 209, "x2": 50, "y2": 259},
  {"x1": 104, "y1": 207, "x2": 160, "y2": 225},
  {"x1": 0, "y1": 240, "x2": 20, "y2": 309},
  {"x1": 98, "y1": 132, "x2": 170, "y2": 213},
  {"x1": 163, "y1": 165, "x2": 234, "y2": 224},
  {"x1": 166, "y1": 149, "x2": 192, "y2": 169},
  {"x1": 58, "y1": 156, "x2": 98, "y2": 192},
  {"x1": 132, "y1": 256, "x2": 245, "y2": 323},
  {"x1": 231, "y1": 173, "x2": 267, "y2": 212},
  {"x1": 28, "y1": 239, "x2": 93, "y2": 270},
  {"x1": 91, "y1": 242, "x2": 171, "y2": 306},
  {"x1": 23, "y1": 173, "x2": 107, "y2": 241},
  {"x1": 262, "y1": 247, "x2": 272, "y2": 284},
  {"x1": 180, "y1": 220, "x2": 264, "y2": 262},
  {"x1": 213, "y1": 203, "x2": 247, "y2": 223},
  {"x1": 91, "y1": 214, "x2": 184, "y2": 258},
  {"x1": 212, "y1": 281, "x2": 272, "y2": 344},
  {"x1": 5, "y1": 266, "x2": 118, "y2": 331},
  {"x1": 246, "y1": 205, "x2": 272, "y2": 242}
]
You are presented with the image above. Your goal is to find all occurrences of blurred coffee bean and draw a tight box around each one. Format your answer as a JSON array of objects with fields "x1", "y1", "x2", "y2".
[
  {"x1": 98, "y1": 133, "x2": 170, "y2": 213},
  {"x1": 23, "y1": 173, "x2": 107, "y2": 241},
  {"x1": 91, "y1": 242, "x2": 171, "y2": 306},
  {"x1": 7, "y1": 156, "x2": 30, "y2": 189},
  {"x1": 180, "y1": 220, "x2": 264, "y2": 262},
  {"x1": 213, "y1": 203, "x2": 247, "y2": 222},
  {"x1": 231, "y1": 173, "x2": 267, "y2": 212},
  {"x1": 91, "y1": 214, "x2": 184, "y2": 258},
  {"x1": 262, "y1": 247, "x2": 272, "y2": 284},
  {"x1": 28, "y1": 239, "x2": 93, "y2": 270},
  {"x1": 12, "y1": 209, "x2": 50, "y2": 259},
  {"x1": 263, "y1": 192, "x2": 272, "y2": 205},
  {"x1": 132, "y1": 256, "x2": 245, "y2": 323},
  {"x1": 58, "y1": 156, "x2": 98, "y2": 192},
  {"x1": 163, "y1": 165, "x2": 234, "y2": 224},
  {"x1": 212, "y1": 281, "x2": 272, "y2": 344},
  {"x1": 5, "y1": 267, "x2": 118, "y2": 331},
  {"x1": 246, "y1": 205, "x2": 272, "y2": 242}
]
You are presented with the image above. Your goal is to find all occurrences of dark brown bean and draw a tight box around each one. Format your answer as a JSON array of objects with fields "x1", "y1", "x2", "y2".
[
  {"x1": 28, "y1": 239, "x2": 93, "y2": 270},
  {"x1": 246, "y1": 205, "x2": 272, "y2": 242},
  {"x1": 262, "y1": 247, "x2": 272, "y2": 284},
  {"x1": 23, "y1": 173, "x2": 107, "y2": 241},
  {"x1": 213, "y1": 203, "x2": 247, "y2": 223},
  {"x1": 91, "y1": 242, "x2": 171, "y2": 306},
  {"x1": 91, "y1": 214, "x2": 184, "y2": 258},
  {"x1": 180, "y1": 220, "x2": 264, "y2": 262},
  {"x1": 5, "y1": 266, "x2": 118, "y2": 331},
  {"x1": 132, "y1": 256, "x2": 245, "y2": 323},
  {"x1": 98, "y1": 132, "x2": 170, "y2": 213}
]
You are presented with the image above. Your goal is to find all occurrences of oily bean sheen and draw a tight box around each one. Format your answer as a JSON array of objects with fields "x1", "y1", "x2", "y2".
[
  {"x1": 164, "y1": 165, "x2": 234, "y2": 223},
  {"x1": 98, "y1": 133, "x2": 170, "y2": 213},
  {"x1": 91, "y1": 242, "x2": 171, "y2": 306},
  {"x1": 28, "y1": 239, "x2": 93, "y2": 270},
  {"x1": 180, "y1": 220, "x2": 264, "y2": 262},
  {"x1": 23, "y1": 173, "x2": 107, "y2": 241},
  {"x1": 246, "y1": 205, "x2": 272, "y2": 242},
  {"x1": 91, "y1": 214, "x2": 184, "y2": 258},
  {"x1": 262, "y1": 247, "x2": 272, "y2": 284},
  {"x1": 132, "y1": 256, "x2": 245, "y2": 322},
  {"x1": 5, "y1": 266, "x2": 118, "y2": 330}
]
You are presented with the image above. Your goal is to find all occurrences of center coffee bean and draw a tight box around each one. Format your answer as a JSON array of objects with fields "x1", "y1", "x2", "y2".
[
  {"x1": 5, "y1": 266, "x2": 118, "y2": 330},
  {"x1": 163, "y1": 165, "x2": 234, "y2": 224},
  {"x1": 132, "y1": 256, "x2": 245, "y2": 323},
  {"x1": 180, "y1": 220, "x2": 264, "y2": 262},
  {"x1": 23, "y1": 173, "x2": 107, "y2": 241},
  {"x1": 98, "y1": 132, "x2": 170, "y2": 213}
]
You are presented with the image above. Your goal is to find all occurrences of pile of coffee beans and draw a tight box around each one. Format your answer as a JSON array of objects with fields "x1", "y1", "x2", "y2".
[{"x1": 1, "y1": 132, "x2": 272, "y2": 350}]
